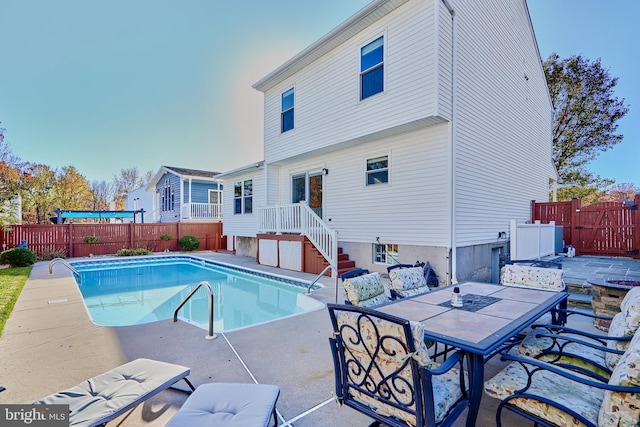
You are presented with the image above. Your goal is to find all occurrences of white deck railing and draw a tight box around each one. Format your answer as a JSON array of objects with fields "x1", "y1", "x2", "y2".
[
  {"x1": 510, "y1": 219, "x2": 556, "y2": 260},
  {"x1": 182, "y1": 203, "x2": 223, "y2": 221},
  {"x1": 258, "y1": 203, "x2": 337, "y2": 270}
]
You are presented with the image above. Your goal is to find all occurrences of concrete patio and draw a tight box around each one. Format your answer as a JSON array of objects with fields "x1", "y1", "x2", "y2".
[{"x1": 0, "y1": 253, "x2": 627, "y2": 426}]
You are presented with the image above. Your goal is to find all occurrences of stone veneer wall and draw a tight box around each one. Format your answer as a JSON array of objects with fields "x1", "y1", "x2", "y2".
[{"x1": 591, "y1": 283, "x2": 629, "y2": 331}]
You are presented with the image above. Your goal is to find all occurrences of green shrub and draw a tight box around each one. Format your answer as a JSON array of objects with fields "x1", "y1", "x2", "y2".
[
  {"x1": 83, "y1": 236, "x2": 99, "y2": 244},
  {"x1": 179, "y1": 235, "x2": 200, "y2": 251},
  {"x1": 0, "y1": 248, "x2": 37, "y2": 267},
  {"x1": 115, "y1": 248, "x2": 152, "y2": 257},
  {"x1": 38, "y1": 248, "x2": 68, "y2": 261},
  {"x1": 160, "y1": 234, "x2": 172, "y2": 241}
]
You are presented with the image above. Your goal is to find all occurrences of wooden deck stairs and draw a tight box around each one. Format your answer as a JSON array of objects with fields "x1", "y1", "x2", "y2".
[{"x1": 304, "y1": 241, "x2": 357, "y2": 276}]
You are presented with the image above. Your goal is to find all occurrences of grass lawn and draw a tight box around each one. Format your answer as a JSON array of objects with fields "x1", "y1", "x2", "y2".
[{"x1": 0, "y1": 266, "x2": 31, "y2": 337}]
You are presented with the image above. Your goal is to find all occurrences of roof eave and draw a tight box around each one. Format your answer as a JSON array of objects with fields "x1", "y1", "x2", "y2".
[{"x1": 252, "y1": 0, "x2": 409, "y2": 92}]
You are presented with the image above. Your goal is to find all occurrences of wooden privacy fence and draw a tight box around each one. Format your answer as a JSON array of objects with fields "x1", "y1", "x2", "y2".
[
  {"x1": 1, "y1": 222, "x2": 227, "y2": 258},
  {"x1": 532, "y1": 194, "x2": 640, "y2": 259}
]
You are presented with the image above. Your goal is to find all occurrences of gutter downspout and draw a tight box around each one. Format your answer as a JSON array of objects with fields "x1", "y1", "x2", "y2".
[{"x1": 440, "y1": 0, "x2": 457, "y2": 284}]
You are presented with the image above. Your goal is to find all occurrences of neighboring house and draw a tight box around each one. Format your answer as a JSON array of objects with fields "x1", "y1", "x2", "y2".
[
  {"x1": 124, "y1": 186, "x2": 157, "y2": 223},
  {"x1": 218, "y1": 0, "x2": 557, "y2": 284},
  {"x1": 145, "y1": 166, "x2": 223, "y2": 223}
]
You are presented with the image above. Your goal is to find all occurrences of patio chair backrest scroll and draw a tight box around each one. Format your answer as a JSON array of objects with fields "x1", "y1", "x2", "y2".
[{"x1": 327, "y1": 303, "x2": 469, "y2": 427}]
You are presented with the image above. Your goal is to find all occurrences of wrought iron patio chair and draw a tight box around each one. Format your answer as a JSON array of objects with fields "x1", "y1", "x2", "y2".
[
  {"x1": 328, "y1": 304, "x2": 470, "y2": 427},
  {"x1": 500, "y1": 263, "x2": 568, "y2": 326},
  {"x1": 484, "y1": 327, "x2": 640, "y2": 427},
  {"x1": 517, "y1": 286, "x2": 640, "y2": 381}
]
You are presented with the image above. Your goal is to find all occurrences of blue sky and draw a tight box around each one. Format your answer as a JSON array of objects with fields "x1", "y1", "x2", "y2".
[{"x1": 1, "y1": 0, "x2": 638, "y2": 186}]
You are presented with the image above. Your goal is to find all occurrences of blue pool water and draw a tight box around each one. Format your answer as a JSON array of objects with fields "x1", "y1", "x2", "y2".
[{"x1": 70, "y1": 256, "x2": 324, "y2": 332}]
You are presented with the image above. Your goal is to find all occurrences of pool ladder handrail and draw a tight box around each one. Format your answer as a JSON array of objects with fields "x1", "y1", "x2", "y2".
[
  {"x1": 306, "y1": 264, "x2": 337, "y2": 294},
  {"x1": 49, "y1": 258, "x2": 79, "y2": 276},
  {"x1": 173, "y1": 281, "x2": 217, "y2": 340}
]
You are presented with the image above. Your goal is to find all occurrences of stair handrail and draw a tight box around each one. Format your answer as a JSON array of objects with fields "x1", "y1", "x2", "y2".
[
  {"x1": 173, "y1": 281, "x2": 217, "y2": 340},
  {"x1": 258, "y1": 202, "x2": 338, "y2": 278},
  {"x1": 49, "y1": 258, "x2": 79, "y2": 276}
]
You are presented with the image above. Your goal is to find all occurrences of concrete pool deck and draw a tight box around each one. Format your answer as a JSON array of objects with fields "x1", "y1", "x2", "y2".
[{"x1": 0, "y1": 252, "x2": 610, "y2": 426}]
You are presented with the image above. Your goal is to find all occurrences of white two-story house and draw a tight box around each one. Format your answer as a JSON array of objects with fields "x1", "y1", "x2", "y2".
[{"x1": 218, "y1": 0, "x2": 557, "y2": 284}]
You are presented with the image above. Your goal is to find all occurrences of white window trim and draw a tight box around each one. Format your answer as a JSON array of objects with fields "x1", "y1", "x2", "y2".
[
  {"x1": 280, "y1": 85, "x2": 296, "y2": 134},
  {"x1": 372, "y1": 243, "x2": 398, "y2": 265},
  {"x1": 364, "y1": 152, "x2": 391, "y2": 188},
  {"x1": 208, "y1": 189, "x2": 222, "y2": 205},
  {"x1": 233, "y1": 180, "x2": 252, "y2": 215},
  {"x1": 357, "y1": 32, "x2": 387, "y2": 103}
]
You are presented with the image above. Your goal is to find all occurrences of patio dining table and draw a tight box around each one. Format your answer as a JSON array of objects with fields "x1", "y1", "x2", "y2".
[{"x1": 377, "y1": 281, "x2": 568, "y2": 427}]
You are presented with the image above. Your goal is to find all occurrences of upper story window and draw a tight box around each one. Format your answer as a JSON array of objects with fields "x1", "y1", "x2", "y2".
[
  {"x1": 360, "y1": 36, "x2": 384, "y2": 100},
  {"x1": 366, "y1": 155, "x2": 389, "y2": 186},
  {"x1": 161, "y1": 178, "x2": 174, "y2": 211},
  {"x1": 234, "y1": 180, "x2": 253, "y2": 214},
  {"x1": 281, "y1": 88, "x2": 294, "y2": 133}
]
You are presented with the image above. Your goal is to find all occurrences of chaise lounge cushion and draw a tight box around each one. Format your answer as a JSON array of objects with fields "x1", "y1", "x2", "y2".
[
  {"x1": 166, "y1": 383, "x2": 280, "y2": 427},
  {"x1": 389, "y1": 266, "x2": 430, "y2": 298},
  {"x1": 343, "y1": 272, "x2": 388, "y2": 307},
  {"x1": 35, "y1": 358, "x2": 191, "y2": 427}
]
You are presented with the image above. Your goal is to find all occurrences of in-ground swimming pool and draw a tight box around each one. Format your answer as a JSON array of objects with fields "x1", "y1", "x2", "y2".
[{"x1": 69, "y1": 256, "x2": 324, "y2": 332}]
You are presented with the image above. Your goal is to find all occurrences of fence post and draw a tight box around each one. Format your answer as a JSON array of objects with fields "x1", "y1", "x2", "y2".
[
  {"x1": 530, "y1": 200, "x2": 536, "y2": 222},
  {"x1": 68, "y1": 223, "x2": 74, "y2": 258},
  {"x1": 570, "y1": 198, "x2": 581, "y2": 256},
  {"x1": 635, "y1": 194, "x2": 640, "y2": 259}
]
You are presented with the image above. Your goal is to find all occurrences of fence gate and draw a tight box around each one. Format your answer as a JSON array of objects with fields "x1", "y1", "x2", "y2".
[
  {"x1": 575, "y1": 201, "x2": 639, "y2": 257},
  {"x1": 531, "y1": 194, "x2": 640, "y2": 259}
]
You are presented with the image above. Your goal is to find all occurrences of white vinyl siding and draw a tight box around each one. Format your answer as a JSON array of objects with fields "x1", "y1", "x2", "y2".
[
  {"x1": 449, "y1": 0, "x2": 552, "y2": 246},
  {"x1": 262, "y1": 0, "x2": 440, "y2": 164},
  {"x1": 270, "y1": 123, "x2": 450, "y2": 246},
  {"x1": 222, "y1": 169, "x2": 265, "y2": 238}
]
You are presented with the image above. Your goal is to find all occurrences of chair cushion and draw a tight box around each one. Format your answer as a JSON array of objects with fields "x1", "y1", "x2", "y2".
[
  {"x1": 518, "y1": 332, "x2": 611, "y2": 378},
  {"x1": 484, "y1": 360, "x2": 604, "y2": 426},
  {"x1": 336, "y1": 311, "x2": 432, "y2": 368},
  {"x1": 343, "y1": 272, "x2": 388, "y2": 307},
  {"x1": 500, "y1": 264, "x2": 564, "y2": 291},
  {"x1": 599, "y1": 330, "x2": 640, "y2": 427},
  {"x1": 389, "y1": 267, "x2": 430, "y2": 298},
  {"x1": 35, "y1": 358, "x2": 191, "y2": 427},
  {"x1": 519, "y1": 310, "x2": 636, "y2": 374},
  {"x1": 616, "y1": 286, "x2": 640, "y2": 336},
  {"x1": 166, "y1": 383, "x2": 280, "y2": 427}
]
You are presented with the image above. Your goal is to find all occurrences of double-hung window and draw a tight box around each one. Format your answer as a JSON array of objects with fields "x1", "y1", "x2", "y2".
[
  {"x1": 234, "y1": 180, "x2": 253, "y2": 214},
  {"x1": 366, "y1": 155, "x2": 389, "y2": 185},
  {"x1": 360, "y1": 36, "x2": 384, "y2": 100},
  {"x1": 281, "y1": 88, "x2": 294, "y2": 133}
]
